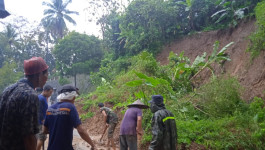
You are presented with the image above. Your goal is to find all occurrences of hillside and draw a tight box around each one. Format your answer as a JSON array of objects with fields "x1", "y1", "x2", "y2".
[
  {"x1": 157, "y1": 19, "x2": 264, "y2": 101},
  {"x1": 77, "y1": 19, "x2": 265, "y2": 150}
]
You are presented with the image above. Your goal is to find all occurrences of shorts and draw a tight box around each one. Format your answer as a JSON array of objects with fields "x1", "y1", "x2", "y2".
[
  {"x1": 36, "y1": 125, "x2": 47, "y2": 141},
  {"x1": 108, "y1": 122, "x2": 117, "y2": 138}
]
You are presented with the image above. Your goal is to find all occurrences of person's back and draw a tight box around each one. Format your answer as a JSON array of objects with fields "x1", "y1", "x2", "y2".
[
  {"x1": 152, "y1": 109, "x2": 177, "y2": 150},
  {"x1": 120, "y1": 107, "x2": 142, "y2": 135},
  {"x1": 100, "y1": 106, "x2": 118, "y2": 123},
  {"x1": 119, "y1": 100, "x2": 148, "y2": 150},
  {"x1": 149, "y1": 95, "x2": 177, "y2": 150},
  {"x1": 0, "y1": 79, "x2": 39, "y2": 150},
  {"x1": 44, "y1": 101, "x2": 81, "y2": 150}
]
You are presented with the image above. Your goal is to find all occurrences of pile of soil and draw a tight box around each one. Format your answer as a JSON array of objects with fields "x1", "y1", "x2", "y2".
[{"x1": 157, "y1": 18, "x2": 265, "y2": 102}]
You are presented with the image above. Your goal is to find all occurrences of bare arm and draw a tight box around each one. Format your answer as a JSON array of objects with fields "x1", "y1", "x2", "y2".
[
  {"x1": 136, "y1": 116, "x2": 143, "y2": 135},
  {"x1": 76, "y1": 124, "x2": 96, "y2": 149},
  {"x1": 24, "y1": 134, "x2": 36, "y2": 150},
  {"x1": 102, "y1": 110, "x2": 108, "y2": 125}
]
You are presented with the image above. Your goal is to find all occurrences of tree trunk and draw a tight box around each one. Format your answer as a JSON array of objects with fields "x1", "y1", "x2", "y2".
[{"x1": 74, "y1": 73, "x2": 77, "y2": 87}]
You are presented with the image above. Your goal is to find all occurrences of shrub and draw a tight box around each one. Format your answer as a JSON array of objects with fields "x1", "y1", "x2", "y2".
[
  {"x1": 247, "y1": 1, "x2": 265, "y2": 58},
  {"x1": 195, "y1": 76, "x2": 244, "y2": 118},
  {"x1": 80, "y1": 112, "x2": 94, "y2": 121}
]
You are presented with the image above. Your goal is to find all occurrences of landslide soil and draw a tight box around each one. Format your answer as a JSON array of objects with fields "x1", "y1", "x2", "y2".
[
  {"x1": 76, "y1": 19, "x2": 264, "y2": 150},
  {"x1": 157, "y1": 18, "x2": 264, "y2": 102}
]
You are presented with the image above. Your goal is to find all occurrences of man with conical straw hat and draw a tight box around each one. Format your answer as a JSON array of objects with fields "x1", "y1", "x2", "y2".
[{"x1": 119, "y1": 100, "x2": 149, "y2": 150}]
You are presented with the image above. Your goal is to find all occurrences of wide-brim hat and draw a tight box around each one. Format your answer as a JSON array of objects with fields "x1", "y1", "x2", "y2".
[{"x1": 127, "y1": 100, "x2": 149, "y2": 109}]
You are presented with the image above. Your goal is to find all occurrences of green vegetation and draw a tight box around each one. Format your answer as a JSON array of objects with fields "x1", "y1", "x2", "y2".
[
  {"x1": 1, "y1": 0, "x2": 265, "y2": 149},
  {"x1": 247, "y1": 1, "x2": 265, "y2": 58},
  {"x1": 99, "y1": 0, "x2": 261, "y2": 60},
  {"x1": 81, "y1": 51, "x2": 265, "y2": 148},
  {"x1": 80, "y1": 112, "x2": 95, "y2": 121},
  {"x1": 0, "y1": 62, "x2": 23, "y2": 92},
  {"x1": 42, "y1": 0, "x2": 79, "y2": 41},
  {"x1": 53, "y1": 31, "x2": 104, "y2": 85},
  {"x1": 79, "y1": 41, "x2": 265, "y2": 149}
]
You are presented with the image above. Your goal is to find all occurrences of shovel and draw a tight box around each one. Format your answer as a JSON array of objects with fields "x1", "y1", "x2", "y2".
[{"x1": 99, "y1": 125, "x2": 108, "y2": 144}]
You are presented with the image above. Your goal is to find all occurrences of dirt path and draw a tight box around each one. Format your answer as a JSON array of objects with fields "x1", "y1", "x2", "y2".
[{"x1": 44, "y1": 129, "x2": 118, "y2": 150}]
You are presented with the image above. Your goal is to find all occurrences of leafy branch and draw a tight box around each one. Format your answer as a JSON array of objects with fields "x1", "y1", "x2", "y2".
[{"x1": 190, "y1": 41, "x2": 233, "y2": 80}]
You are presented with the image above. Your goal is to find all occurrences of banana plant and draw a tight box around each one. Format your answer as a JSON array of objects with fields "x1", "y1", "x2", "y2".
[
  {"x1": 211, "y1": 0, "x2": 248, "y2": 26},
  {"x1": 190, "y1": 41, "x2": 233, "y2": 80},
  {"x1": 126, "y1": 71, "x2": 172, "y2": 104}
]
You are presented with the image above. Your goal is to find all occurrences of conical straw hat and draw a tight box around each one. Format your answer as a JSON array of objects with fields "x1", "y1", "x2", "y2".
[{"x1": 127, "y1": 100, "x2": 149, "y2": 109}]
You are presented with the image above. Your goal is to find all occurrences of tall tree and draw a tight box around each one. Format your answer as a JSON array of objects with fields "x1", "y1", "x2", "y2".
[
  {"x1": 0, "y1": 17, "x2": 47, "y2": 70},
  {"x1": 53, "y1": 31, "x2": 104, "y2": 86},
  {"x1": 42, "y1": 0, "x2": 79, "y2": 41},
  {"x1": 0, "y1": 62, "x2": 23, "y2": 92},
  {"x1": 0, "y1": 24, "x2": 19, "y2": 67}
]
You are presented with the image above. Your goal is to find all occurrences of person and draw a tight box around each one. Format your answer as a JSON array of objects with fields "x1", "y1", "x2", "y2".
[
  {"x1": 36, "y1": 85, "x2": 53, "y2": 150},
  {"x1": 50, "y1": 88, "x2": 57, "y2": 105},
  {"x1": 0, "y1": 57, "x2": 49, "y2": 150},
  {"x1": 119, "y1": 100, "x2": 149, "y2": 150},
  {"x1": 98, "y1": 103, "x2": 118, "y2": 150},
  {"x1": 36, "y1": 87, "x2": 43, "y2": 95},
  {"x1": 43, "y1": 84, "x2": 96, "y2": 150},
  {"x1": 148, "y1": 95, "x2": 177, "y2": 150}
]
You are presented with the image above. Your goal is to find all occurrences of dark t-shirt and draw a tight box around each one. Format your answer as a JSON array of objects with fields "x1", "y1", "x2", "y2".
[
  {"x1": 38, "y1": 94, "x2": 48, "y2": 125},
  {"x1": 0, "y1": 79, "x2": 39, "y2": 150},
  {"x1": 100, "y1": 107, "x2": 118, "y2": 124},
  {"x1": 44, "y1": 102, "x2": 81, "y2": 150},
  {"x1": 120, "y1": 107, "x2": 142, "y2": 135}
]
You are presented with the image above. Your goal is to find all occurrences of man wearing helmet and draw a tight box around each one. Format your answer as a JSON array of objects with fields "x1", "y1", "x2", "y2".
[{"x1": 0, "y1": 57, "x2": 49, "y2": 150}]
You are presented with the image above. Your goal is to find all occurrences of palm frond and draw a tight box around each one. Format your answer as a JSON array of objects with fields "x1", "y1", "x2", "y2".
[
  {"x1": 63, "y1": 14, "x2": 76, "y2": 25},
  {"x1": 62, "y1": 0, "x2": 72, "y2": 9},
  {"x1": 44, "y1": 9, "x2": 56, "y2": 15},
  {"x1": 64, "y1": 9, "x2": 79, "y2": 15},
  {"x1": 42, "y1": 1, "x2": 56, "y2": 10}
]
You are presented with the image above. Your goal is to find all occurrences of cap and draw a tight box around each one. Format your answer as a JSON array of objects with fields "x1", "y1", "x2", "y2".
[
  {"x1": 148, "y1": 95, "x2": 164, "y2": 105},
  {"x1": 127, "y1": 100, "x2": 149, "y2": 109},
  {"x1": 58, "y1": 84, "x2": 78, "y2": 95},
  {"x1": 98, "y1": 103, "x2": 104, "y2": 107},
  {"x1": 24, "y1": 57, "x2": 49, "y2": 75}
]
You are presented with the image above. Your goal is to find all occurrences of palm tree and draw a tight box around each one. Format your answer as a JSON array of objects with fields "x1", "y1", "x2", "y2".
[
  {"x1": 42, "y1": 0, "x2": 79, "y2": 40},
  {"x1": 0, "y1": 24, "x2": 19, "y2": 66},
  {"x1": 1, "y1": 24, "x2": 19, "y2": 49}
]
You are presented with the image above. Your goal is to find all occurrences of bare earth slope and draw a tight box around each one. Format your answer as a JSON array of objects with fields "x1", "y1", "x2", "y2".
[
  {"x1": 75, "y1": 19, "x2": 264, "y2": 150},
  {"x1": 157, "y1": 19, "x2": 265, "y2": 101}
]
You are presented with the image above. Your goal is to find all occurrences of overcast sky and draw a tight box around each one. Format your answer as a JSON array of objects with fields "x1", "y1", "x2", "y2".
[{"x1": 2, "y1": 0, "x2": 101, "y2": 36}]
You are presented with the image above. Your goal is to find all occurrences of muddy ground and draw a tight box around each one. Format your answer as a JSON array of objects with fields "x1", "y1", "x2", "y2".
[{"x1": 44, "y1": 131, "x2": 115, "y2": 150}]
